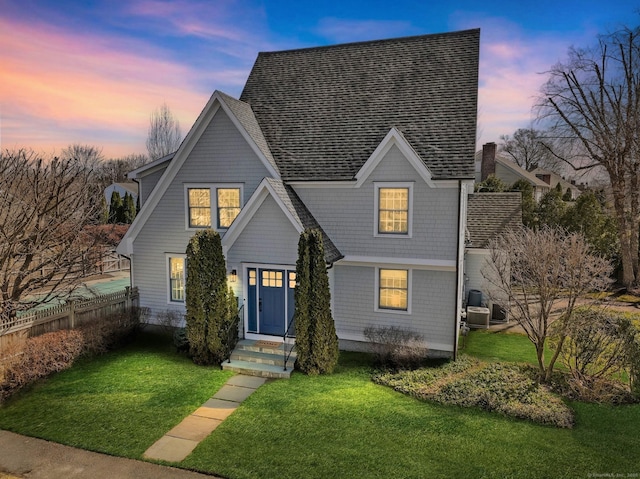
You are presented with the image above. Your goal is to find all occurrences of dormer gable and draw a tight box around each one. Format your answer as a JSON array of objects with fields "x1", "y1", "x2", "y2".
[
  {"x1": 354, "y1": 127, "x2": 435, "y2": 187},
  {"x1": 117, "y1": 91, "x2": 278, "y2": 255}
]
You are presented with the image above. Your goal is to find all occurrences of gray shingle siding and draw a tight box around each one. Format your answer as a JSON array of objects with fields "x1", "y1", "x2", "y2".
[
  {"x1": 333, "y1": 265, "x2": 456, "y2": 352},
  {"x1": 240, "y1": 29, "x2": 479, "y2": 181},
  {"x1": 131, "y1": 107, "x2": 272, "y2": 317},
  {"x1": 295, "y1": 144, "x2": 459, "y2": 260}
]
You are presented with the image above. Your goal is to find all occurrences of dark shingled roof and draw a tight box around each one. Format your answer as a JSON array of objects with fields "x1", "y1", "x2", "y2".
[
  {"x1": 467, "y1": 193, "x2": 522, "y2": 248},
  {"x1": 217, "y1": 92, "x2": 280, "y2": 176},
  {"x1": 265, "y1": 178, "x2": 343, "y2": 264},
  {"x1": 240, "y1": 29, "x2": 479, "y2": 181}
]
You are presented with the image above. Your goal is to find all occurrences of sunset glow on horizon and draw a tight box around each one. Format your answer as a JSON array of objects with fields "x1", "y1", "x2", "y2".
[{"x1": 1, "y1": 0, "x2": 635, "y2": 159}]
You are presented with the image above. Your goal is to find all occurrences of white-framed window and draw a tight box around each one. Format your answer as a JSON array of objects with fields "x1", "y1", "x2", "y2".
[
  {"x1": 187, "y1": 188, "x2": 211, "y2": 228},
  {"x1": 167, "y1": 254, "x2": 186, "y2": 303},
  {"x1": 217, "y1": 188, "x2": 241, "y2": 229},
  {"x1": 184, "y1": 184, "x2": 243, "y2": 231},
  {"x1": 374, "y1": 182, "x2": 413, "y2": 237},
  {"x1": 375, "y1": 268, "x2": 411, "y2": 314}
]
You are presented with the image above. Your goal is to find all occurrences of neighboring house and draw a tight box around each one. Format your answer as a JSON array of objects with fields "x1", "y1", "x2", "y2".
[
  {"x1": 476, "y1": 142, "x2": 550, "y2": 201},
  {"x1": 104, "y1": 182, "x2": 139, "y2": 204},
  {"x1": 465, "y1": 192, "x2": 522, "y2": 320},
  {"x1": 530, "y1": 167, "x2": 582, "y2": 200},
  {"x1": 117, "y1": 29, "x2": 480, "y2": 357}
]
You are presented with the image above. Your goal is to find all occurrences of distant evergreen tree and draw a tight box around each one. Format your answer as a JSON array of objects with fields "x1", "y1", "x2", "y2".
[
  {"x1": 108, "y1": 191, "x2": 123, "y2": 224},
  {"x1": 509, "y1": 179, "x2": 537, "y2": 229},
  {"x1": 537, "y1": 188, "x2": 566, "y2": 228},
  {"x1": 185, "y1": 229, "x2": 234, "y2": 365},
  {"x1": 562, "y1": 187, "x2": 573, "y2": 202},
  {"x1": 122, "y1": 192, "x2": 136, "y2": 223},
  {"x1": 293, "y1": 229, "x2": 339, "y2": 375},
  {"x1": 475, "y1": 175, "x2": 507, "y2": 192},
  {"x1": 562, "y1": 191, "x2": 619, "y2": 260},
  {"x1": 100, "y1": 195, "x2": 109, "y2": 224}
]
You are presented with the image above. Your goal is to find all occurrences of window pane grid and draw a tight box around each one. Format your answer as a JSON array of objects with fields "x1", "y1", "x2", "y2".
[
  {"x1": 378, "y1": 188, "x2": 409, "y2": 234},
  {"x1": 217, "y1": 188, "x2": 241, "y2": 228},
  {"x1": 170, "y1": 258, "x2": 185, "y2": 302},
  {"x1": 262, "y1": 270, "x2": 283, "y2": 288},
  {"x1": 379, "y1": 269, "x2": 408, "y2": 311},
  {"x1": 188, "y1": 189, "x2": 211, "y2": 227}
]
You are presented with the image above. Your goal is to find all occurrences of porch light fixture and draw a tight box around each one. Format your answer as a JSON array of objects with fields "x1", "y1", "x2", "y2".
[{"x1": 230, "y1": 269, "x2": 237, "y2": 283}]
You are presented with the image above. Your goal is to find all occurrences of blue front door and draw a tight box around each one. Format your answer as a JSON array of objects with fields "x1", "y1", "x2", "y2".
[
  {"x1": 246, "y1": 267, "x2": 296, "y2": 337},
  {"x1": 259, "y1": 269, "x2": 285, "y2": 336}
]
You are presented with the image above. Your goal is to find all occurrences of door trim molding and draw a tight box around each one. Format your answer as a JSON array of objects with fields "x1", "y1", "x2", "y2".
[{"x1": 242, "y1": 263, "x2": 296, "y2": 338}]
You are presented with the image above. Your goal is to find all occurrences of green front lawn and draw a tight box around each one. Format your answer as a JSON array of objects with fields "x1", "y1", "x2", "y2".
[
  {"x1": 1, "y1": 331, "x2": 639, "y2": 478},
  {"x1": 0, "y1": 333, "x2": 233, "y2": 457},
  {"x1": 463, "y1": 329, "x2": 538, "y2": 363}
]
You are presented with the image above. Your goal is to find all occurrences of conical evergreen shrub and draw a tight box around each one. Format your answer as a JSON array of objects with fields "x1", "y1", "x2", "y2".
[
  {"x1": 294, "y1": 229, "x2": 339, "y2": 374},
  {"x1": 185, "y1": 229, "x2": 235, "y2": 365}
]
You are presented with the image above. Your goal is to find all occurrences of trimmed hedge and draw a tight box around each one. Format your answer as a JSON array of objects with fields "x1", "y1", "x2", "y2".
[{"x1": 0, "y1": 308, "x2": 140, "y2": 403}]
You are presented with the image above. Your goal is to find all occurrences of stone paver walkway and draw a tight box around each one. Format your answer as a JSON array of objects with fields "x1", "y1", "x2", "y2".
[{"x1": 143, "y1": 375, "x2": 266, "y2": 463}]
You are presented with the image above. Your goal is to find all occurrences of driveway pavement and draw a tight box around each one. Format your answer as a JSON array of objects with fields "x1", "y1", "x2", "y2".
[{"x1": 0, "y1": 430, "x2": 220, "y2": 479}]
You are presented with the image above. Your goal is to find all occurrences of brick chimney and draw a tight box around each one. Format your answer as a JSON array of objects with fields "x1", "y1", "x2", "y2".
[{"x1": 481, "y1": 142, "x2": 497, "y2": 181}]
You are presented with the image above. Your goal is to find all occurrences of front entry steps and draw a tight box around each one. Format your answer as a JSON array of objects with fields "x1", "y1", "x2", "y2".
[{"x1": 222, "y1": 339, "x2": 296, "y2": 379}]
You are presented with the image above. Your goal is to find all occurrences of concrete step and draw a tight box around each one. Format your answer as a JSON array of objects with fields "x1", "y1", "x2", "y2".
[
  {"x1": 235, "y1": 339, "x2": 296, "y2": 357},
  {"x1": 222, "y1": 359, "x2": 293, "y2": 379},
  {"x1": 231, "y1": 349, "x2": 296, "y2": 368}
]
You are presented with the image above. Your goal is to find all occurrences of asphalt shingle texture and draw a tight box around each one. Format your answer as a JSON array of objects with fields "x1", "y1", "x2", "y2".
[
  {"x1": 240, "y1": 29, "x2": 480, "y2": 181},
  {"x1": 466, "y1": 192, "x2": 522, "y2": 248}
]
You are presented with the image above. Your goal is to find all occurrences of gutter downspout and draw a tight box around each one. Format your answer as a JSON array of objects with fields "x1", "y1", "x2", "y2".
[{"x1": 453, "y1": 179, "x2": 463, "y2": 361}]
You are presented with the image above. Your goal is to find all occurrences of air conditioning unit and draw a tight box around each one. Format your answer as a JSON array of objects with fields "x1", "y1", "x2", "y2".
[{"x1": 466, "y1": 306, "x2": 490, "y2": 329}]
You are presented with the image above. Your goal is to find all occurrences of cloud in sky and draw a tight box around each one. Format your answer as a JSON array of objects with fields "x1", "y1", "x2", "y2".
[
  {"x1": 1, "y1": 0, "x2": 635, "y2": 157},
  {"x1": 0, "y1": 1, "x2": 266, "y2": 157}
]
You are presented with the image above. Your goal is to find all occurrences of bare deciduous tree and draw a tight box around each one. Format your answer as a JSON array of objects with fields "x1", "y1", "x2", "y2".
[
  {"x1": 484, "y1": 227, "x2": 612, "y2": 383},
  {"x1": 537, "y1": 26, "x2": 640, "y2": 287},
  {"x1": 0, "y1": 149, "x2": 101, "y2": 329},
  {"x1": 499, "y1": 127, "x2": 559, "y2": 172},
  {"x1": 146, "y1": 103, "x2": 182, "y2": 161},
  {"x1": 61, "y1": 144, "x2": 104, "y2": 171}
]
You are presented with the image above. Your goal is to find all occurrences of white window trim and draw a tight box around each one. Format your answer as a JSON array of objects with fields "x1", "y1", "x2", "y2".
[
  {"x1": 166, "y1": 253, "x2": 187, "y2": 304},
  {"x1": 373, "y1": 182, "x2": 413, "y2": 238},
  {"x1": 184, "y1": 183, "x2": 244, "y2": 232},
  {"x1": 374, "y1": 267, "x2": 412, "y2": 315}
]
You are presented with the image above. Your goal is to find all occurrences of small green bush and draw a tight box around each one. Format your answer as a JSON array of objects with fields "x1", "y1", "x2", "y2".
[
  {"x1": 363, "y1": 325, "x2": 428, "y2": 370},
  {"x1": 173, "y1": 327, "x2": 189, "y2": 353},
  {"x1": 373, "y1": 356, "x2": 574, "y2": 428}
]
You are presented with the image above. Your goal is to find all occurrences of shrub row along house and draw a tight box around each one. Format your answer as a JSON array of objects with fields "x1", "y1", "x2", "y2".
[{"x1": 118, "y1": 29, "x2": 482, "y2": 357}]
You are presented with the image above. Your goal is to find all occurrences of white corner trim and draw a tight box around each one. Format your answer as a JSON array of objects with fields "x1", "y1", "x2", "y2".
[{"x1": 354, "y1": 127, "x2": 434, "y2": 187}]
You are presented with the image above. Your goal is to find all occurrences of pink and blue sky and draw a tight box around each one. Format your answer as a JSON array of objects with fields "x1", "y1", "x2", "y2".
[{"x1": 1, "y1": 0, "x2": 637, "y2": 158}]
